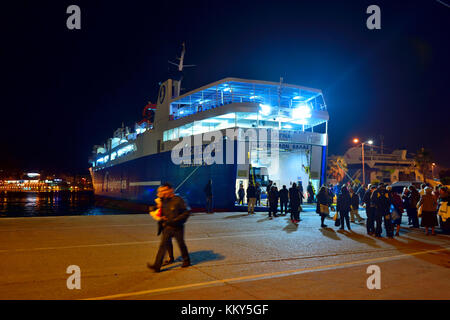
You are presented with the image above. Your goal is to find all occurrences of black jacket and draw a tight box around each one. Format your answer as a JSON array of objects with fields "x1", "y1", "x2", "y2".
[
  {"x1": 337, "y1": 191, "x2": 351, "y2": 212},
  {"x1": 279, "y1": 188, "x2": 289, "y2": 202},
  {"x1": 407, "y1": 191, "x2": 419, "y2": 209},
  {"x1": 247, "y1": 185, "x2": 256, "y2": 198},
  {"x1": 317, "y1": 191, "x2": 331, "y2": 206},
  {"x1": 350, "y1": 193, "x2": 359, "y2": 210},
  {"x1": 289, "y1": 187, "x2": 300, "y2": 204},
  {"x1": 160, "y1": 195, "x2": 191, "y2": 228},
  {"x1": 238, "y1": 188, "x2": 245, "y2": 199},
  {"x1": 362, "y1": 190, "x2": 372, "y2": 207},
  {"x1": 268, "y1": 189, "x2": 279, "y2": 204},
  {"x1": 371, "y1": 189, "x2": 391, "y2": 214}
]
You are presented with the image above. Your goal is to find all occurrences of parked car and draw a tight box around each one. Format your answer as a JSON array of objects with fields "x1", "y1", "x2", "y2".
[{"x1": 389, "y1": 181, "x2": 422, "y2": 194}]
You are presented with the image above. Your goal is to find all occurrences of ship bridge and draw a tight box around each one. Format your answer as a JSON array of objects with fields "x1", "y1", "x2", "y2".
[{"x1": 164, "y1": 78, "x2": 329, "y2": 142}]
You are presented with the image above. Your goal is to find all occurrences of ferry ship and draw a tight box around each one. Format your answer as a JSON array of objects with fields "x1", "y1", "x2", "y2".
[{"x1": 89, "y1": 48, "x2": 330, "y2": 210}]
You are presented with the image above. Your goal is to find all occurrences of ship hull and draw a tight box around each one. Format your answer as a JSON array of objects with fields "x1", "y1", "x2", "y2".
[{"x1": 90, "y1": 149, "x2": 238, "y2": 210}]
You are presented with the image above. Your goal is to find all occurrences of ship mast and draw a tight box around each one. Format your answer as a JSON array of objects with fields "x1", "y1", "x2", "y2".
[{"x1": 169, "y1": 42, "x2": 195, "y2": 98}]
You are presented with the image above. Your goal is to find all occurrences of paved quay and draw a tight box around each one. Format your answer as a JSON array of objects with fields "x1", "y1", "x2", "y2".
[{"x1": 1, "y1": 205, "x2": 449, "y2": 300}]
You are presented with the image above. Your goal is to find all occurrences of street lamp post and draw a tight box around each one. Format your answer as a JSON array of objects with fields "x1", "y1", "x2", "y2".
[
  {"x1": 432, "y1": 163, "x2": 436, "y2": 179},
  {"x1": 353, "y1": 138, "x2": 373, "y2": 187}
]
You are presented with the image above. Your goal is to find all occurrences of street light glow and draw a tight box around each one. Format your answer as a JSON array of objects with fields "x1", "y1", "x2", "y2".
[
  {"x1": 353, "y1": 138, "x2": 359, "y2": 144},
  {"x1": 368, "y1": 140, "x2": 373, "y2": 145}
]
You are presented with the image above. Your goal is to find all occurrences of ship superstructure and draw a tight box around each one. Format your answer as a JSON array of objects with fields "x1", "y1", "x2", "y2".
[{"x1": 89, "y1": 76, "x2": 329, "y2": 209}]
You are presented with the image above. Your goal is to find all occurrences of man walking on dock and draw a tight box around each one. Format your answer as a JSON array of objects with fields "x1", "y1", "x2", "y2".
[{"x1": 148, "y1": 182, "x2": 191, "y2": 272}]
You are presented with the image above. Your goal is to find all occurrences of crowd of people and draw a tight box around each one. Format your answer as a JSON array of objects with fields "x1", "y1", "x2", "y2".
[
  {"x1": 235, "y1": 180, "x2": 450, "y2": 236},
  {"x1": 237, "y1": 180, "x2": 314, "y2": 223},
  {"x1": 352, "y1": 182, "x2": 448, "y2": 237},
  {"x1": 145, "y1": 180, "x2": 449, "y2": 273}
]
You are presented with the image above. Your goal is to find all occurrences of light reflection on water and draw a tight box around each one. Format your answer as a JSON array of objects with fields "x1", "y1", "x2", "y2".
[{"x1": 0, "y1": 191, "x2": 130, "y2": 217}]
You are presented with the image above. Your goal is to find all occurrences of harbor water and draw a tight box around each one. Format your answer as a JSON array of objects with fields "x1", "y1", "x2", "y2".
[{"x1": 0, "y1": 191, "x2": 134, "y2": 218}]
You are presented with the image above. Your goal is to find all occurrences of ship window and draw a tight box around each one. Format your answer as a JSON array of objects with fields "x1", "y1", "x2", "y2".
[
  {"x1": 179, "y1": 123, "x2": 193, "y2": 138},
  {"x1": 236, "y1": 112, "x2": 257, "y2": 129},
  {"x1": 193, "y1": 120, "x2": 210, "y2": 135}
]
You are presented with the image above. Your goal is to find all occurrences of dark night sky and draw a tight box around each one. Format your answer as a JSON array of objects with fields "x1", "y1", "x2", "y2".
[{"x1": 2, "y1": 0, "x2": 450, "y2": 174}]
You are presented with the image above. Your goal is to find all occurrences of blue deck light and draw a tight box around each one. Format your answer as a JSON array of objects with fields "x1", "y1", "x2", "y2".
[
  {"x1": 259, "y1": 104, "x2": 272, "y2": 116},
  {"x1": 292, "y1": 104, "x2": 312, "y2": 119}
]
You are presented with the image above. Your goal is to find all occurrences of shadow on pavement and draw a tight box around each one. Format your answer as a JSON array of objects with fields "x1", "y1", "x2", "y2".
[
  {"x1": 319, "y1": 227, "x2": 341, "y2": 241},
  {"x1": 189, "y1": 250, "x2": 226, "y2": 265},
  {"x1": 340, "y1": 230, "x2": 381, "y2": 248},
  {"x1": 224, "y1": 213, "x2": 250, "y2": 219},
  {"x1": 163, "y1": 250, "x2": 225, "y2": 271},
  {"x1": 282, "y1": 222, "x2": 298, "y2": 233}
]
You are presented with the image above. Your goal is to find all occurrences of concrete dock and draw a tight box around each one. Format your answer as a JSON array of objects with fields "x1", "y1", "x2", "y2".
[{"x1": 1, "y1": 206, "x2": 449, "y2": 300}]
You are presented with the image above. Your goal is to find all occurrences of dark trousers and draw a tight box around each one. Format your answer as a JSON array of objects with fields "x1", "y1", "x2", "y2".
[
  {"x1": 366, "y1": 207, "x2": 375, "y2": 234},
  {"x1": 384, "y1": 214, "x2": 394, "y2": 237},
  {"x1": 206, "y1": 196, "x2": 213, "y2": 213},
  {"x1": 375, "y1": 212, "x2": 385, "y2": 236},
  {"x1": 290, "y1": 201, "x2": 299, "y2": 220},
  {"x1": 320, "y1": 213, "x2": 326, "y2": 226},
  {"x1": 153, "y1": 226, "x2": 190, "y2": 270},
  {"x1": 269, "y1": 202, "x2": 278, "y2": 217},
  {"x1": 280, "y1": 200, "x2": 288, "y2": 214},
  {"x1": 238, "y1": 197, "x2": 244, "y2": 205},
  {"x1": 340, "y1": 210, "x2": 351, "y2": 230},
  {"x1": 407, "y1": 208, "x2": 419, "y2": 227}
]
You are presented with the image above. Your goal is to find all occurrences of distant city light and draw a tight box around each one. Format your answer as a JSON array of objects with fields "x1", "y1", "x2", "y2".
[
  {"x1": 353, "y1": 138, "x2": 360, "y2": 144},
  {"x1": 27, "y1": 173, "x2": 40, "y2": 178},
  {"x1": 367, "y1": 140, "x2": 374, "y2": 145}
]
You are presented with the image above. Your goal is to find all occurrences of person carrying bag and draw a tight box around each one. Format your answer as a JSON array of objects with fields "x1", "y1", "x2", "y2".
[{"x1": 317, "y1": 186, "x2": 331, "y2": 228}]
